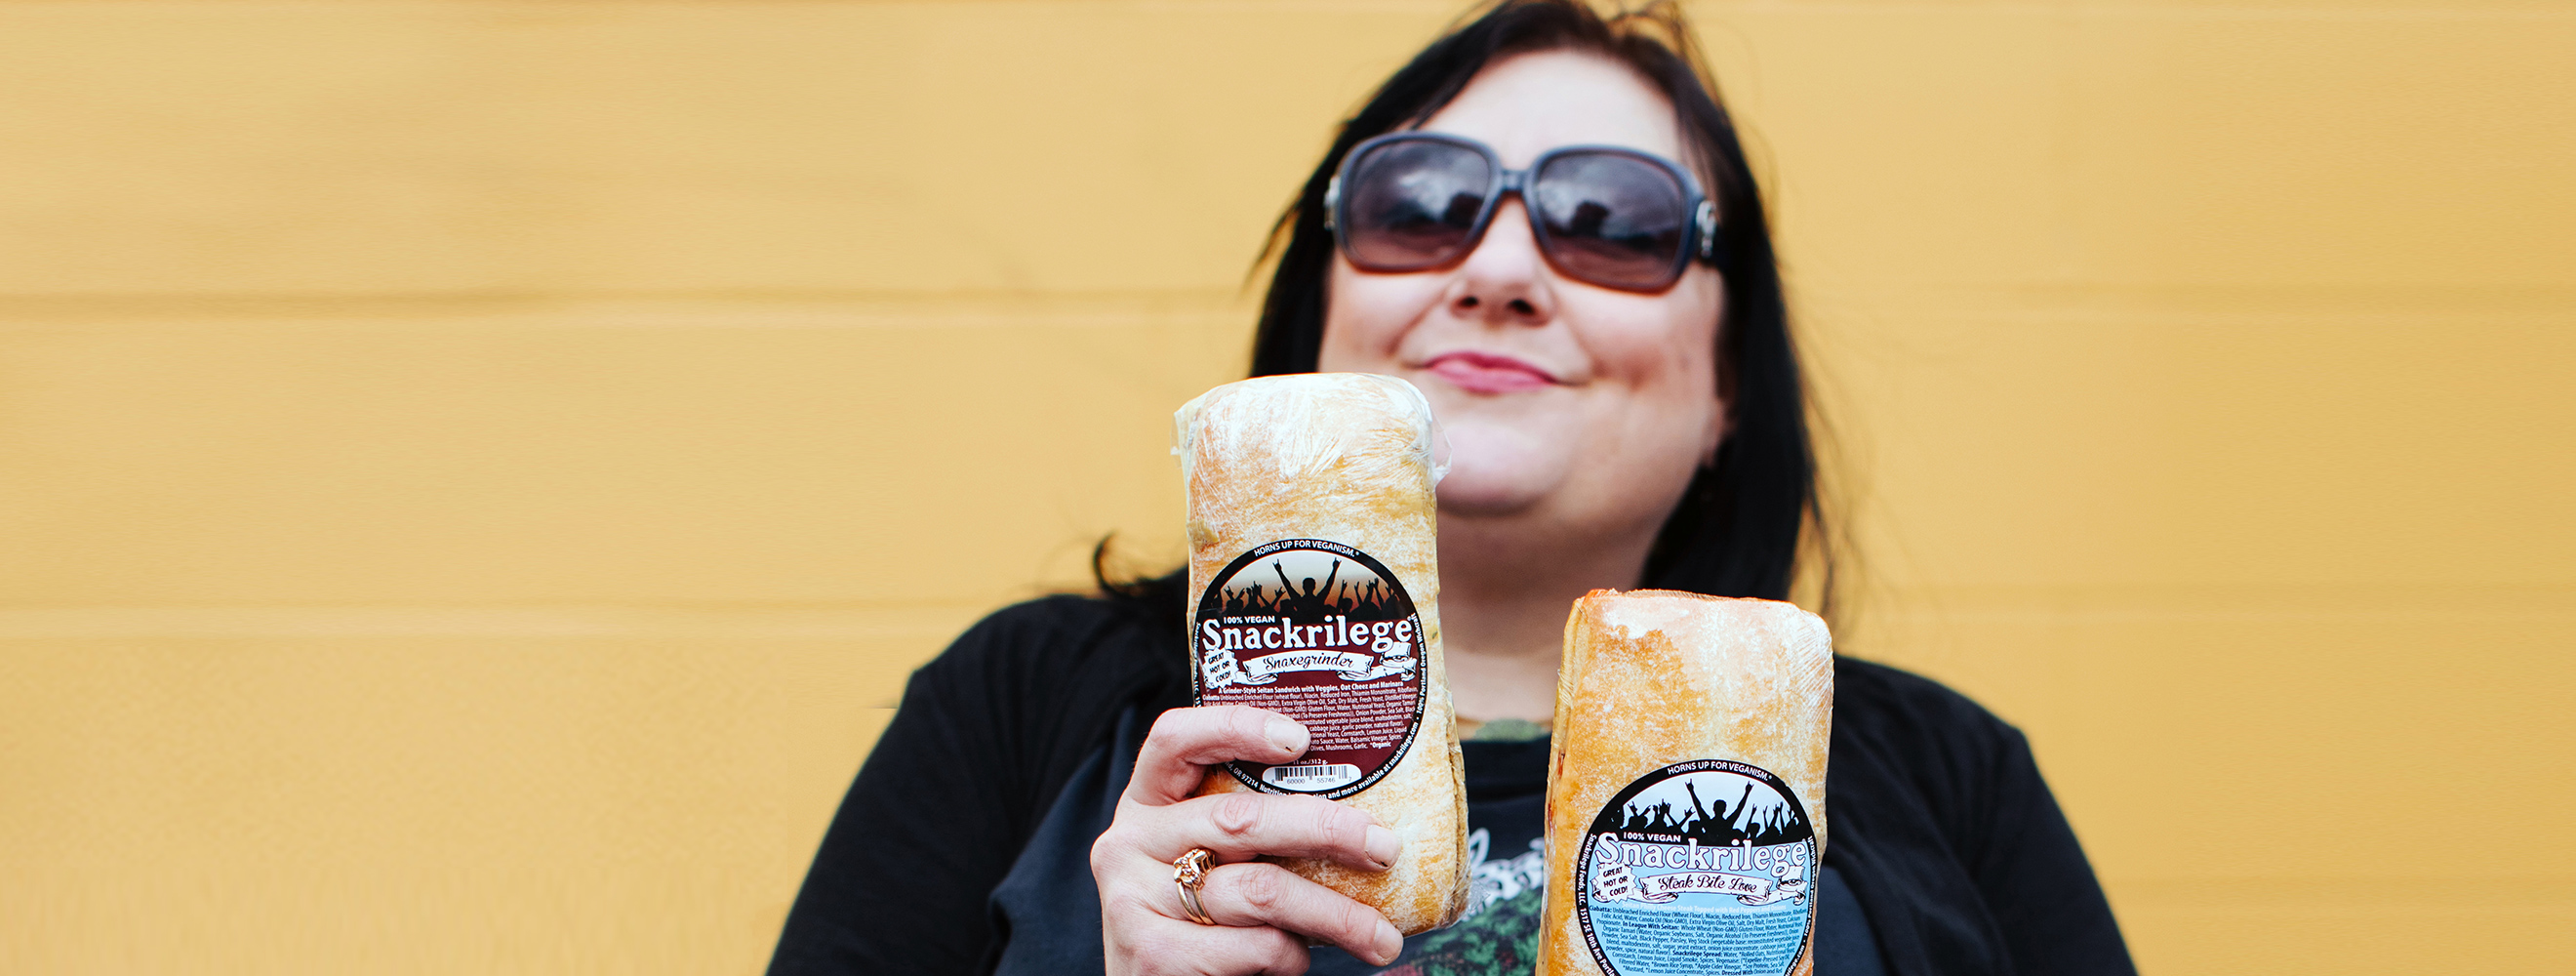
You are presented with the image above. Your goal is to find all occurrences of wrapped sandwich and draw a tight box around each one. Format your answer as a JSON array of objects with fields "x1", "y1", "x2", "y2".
[
  {"x1": 1176, "y1": 373, "x2": 1469, "y2": 935},
  {"x1": 1539, "y1": 590, "x2": 1834, "y2": 976}
]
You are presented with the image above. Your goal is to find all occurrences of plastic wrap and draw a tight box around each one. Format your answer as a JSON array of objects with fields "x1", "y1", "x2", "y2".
[
  {"x1": 1539, "y1": 590, "x2": 1835, "y2": 976},
  {"x1": 1176, "y1": 372, "x2": 1469, "y2": 935}
]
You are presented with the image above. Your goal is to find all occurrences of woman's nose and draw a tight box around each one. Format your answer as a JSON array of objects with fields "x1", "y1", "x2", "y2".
[{"x1": 1447, "y1": 197, "x2": 1556, "y2": 325}]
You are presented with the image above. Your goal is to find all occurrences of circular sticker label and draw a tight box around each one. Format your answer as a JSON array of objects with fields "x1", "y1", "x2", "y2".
[
  {"x1": 1191, "y1": 539, "x2": 1428, "y2": 799},
  {"x1": 1576, "y1": 759, "x2": 1819, "y2": 976}
]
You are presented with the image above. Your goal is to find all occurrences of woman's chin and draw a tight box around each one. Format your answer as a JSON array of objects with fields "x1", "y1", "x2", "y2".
[
  {"x1": 1434, "y1": 475, "x2": 1542, "y2": 517},
  {"x1": 1430, "y1": 428, "x2": 1569, "y2": 518}
]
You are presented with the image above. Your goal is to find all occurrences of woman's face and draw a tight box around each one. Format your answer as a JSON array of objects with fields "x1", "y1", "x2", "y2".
[{"x1": 1318, "y1": 50, "x2": 1726, "y2": 544}]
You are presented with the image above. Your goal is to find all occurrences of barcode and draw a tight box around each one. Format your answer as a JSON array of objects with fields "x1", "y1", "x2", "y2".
[{"x1": 1262, "y1": 763, "x2": 1361, "y2": 791}]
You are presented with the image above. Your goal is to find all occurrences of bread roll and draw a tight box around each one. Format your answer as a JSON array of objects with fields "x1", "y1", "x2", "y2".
[
  {"x1": 1539, "y1": 590, "x2": 1833, "y2": 976},
  {"x1": 1176, "y1": 373, "x2": 1469, "y2": 935}
]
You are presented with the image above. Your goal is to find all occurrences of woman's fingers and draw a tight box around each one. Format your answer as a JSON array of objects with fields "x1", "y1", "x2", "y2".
[
  {"x1": 1099, "y1": 705, "x2": 1402, "y2": 975},
  {"x1": 1095, "y1": 846, "x2": 1401, "y2": 971},
  {"x1": 1171, "y1": 792, "x2": 1397, "y2": 870},
  {"x1": 1103, "y1": 915, "x2": 1313, "y2": 976},
  {"x1": 1195, "y1": 862, "x2": 1405, "y2": 964},
  {"x1": 1127, "y1": 706, "x2": 1310, "y2": 805}
]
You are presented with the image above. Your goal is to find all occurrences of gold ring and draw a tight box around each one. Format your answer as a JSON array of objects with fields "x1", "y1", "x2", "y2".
[{"x1": 1172, "y1": 846, "x2": 1218, "y2": 925}]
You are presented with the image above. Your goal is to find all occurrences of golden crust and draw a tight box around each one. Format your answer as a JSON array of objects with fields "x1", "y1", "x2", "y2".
[
  {"x1": 1179, "y1": 374, "x2": 1469, "y2": 935},
  {"x1": 1538, "y1": 590, "x2": 1834, "y2": 976}
]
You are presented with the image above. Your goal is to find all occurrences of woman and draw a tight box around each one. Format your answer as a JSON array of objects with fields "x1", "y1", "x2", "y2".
[{"x1": 770, "y1": 3, "x2": 2133, "y2": 975}]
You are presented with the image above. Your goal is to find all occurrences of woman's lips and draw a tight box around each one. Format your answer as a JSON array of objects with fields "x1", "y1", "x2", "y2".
[{"x1": 1423, "y1": 351, "x2": 1557, "y2": 394}]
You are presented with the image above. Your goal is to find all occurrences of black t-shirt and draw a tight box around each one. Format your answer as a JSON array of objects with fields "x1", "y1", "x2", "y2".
[
  {"x1": 974, "y1": 719, "x2": 1883, "y2": 976},
  {"x1": 767, "y1": 594, "x2": 2135, "y2": 976}
]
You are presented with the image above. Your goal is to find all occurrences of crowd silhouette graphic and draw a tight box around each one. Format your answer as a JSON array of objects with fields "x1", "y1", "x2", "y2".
[
  {"x1": 1217, "y1": 558, "x2": 1406, "y2": 626},
  {"x1": 1617, "y1": 777, "x2": 1813, "y2": 846}
]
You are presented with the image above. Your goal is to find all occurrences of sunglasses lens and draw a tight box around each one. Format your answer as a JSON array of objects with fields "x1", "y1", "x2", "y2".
[
  {"x1": 1343, "y1": 140, "x2": 1494, "y2": 270},
  {"x1": 1533, "y1": 153, "x2": 1692, "y2": 290}
]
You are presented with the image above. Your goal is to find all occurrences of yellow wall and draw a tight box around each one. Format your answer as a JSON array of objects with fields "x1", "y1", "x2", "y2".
[{"x1": 2, "y1": 1, "x2": 2568, "y2": 973}]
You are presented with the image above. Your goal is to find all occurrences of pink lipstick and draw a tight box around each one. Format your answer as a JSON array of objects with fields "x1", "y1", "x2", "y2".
[{"x1": 1423, "y1": 351, "x2": 1557, "y2": 394}]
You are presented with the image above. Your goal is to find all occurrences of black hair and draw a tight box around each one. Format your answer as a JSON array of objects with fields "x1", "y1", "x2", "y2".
[{"x1": 1106, "y1": 0, "x2": 1836, "y2": 619}]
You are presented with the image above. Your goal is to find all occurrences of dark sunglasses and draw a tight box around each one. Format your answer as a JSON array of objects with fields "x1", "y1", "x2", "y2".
[{"x1": 1326, "y1": 132, "x2": 1721, "y2": 293}]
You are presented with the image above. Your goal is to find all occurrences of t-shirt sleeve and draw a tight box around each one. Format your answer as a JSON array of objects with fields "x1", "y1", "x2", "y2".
[{"x1": 1964, "y1": 723, "x2": 2137, "y2": 976}]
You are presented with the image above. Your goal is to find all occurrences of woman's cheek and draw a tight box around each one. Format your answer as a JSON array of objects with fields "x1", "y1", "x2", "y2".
[
  {"x1": 1622, "y1": 309, "x2": 1722, "y2": 399},
  {"x1": 1319, "y1": 264, "x2": 1441, "y2": 369},
  {"x1": 1557, "y1": 296, "x2": 1668, "y2": 375}
]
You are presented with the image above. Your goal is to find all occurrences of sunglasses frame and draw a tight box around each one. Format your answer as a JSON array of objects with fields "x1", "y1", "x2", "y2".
[{"x1": 1325, "y1": 131, "x2": 1721, "y2": 293}]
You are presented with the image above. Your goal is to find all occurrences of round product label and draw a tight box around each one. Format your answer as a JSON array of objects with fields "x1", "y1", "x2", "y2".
[
  {"x1": 1191, "y1": 539, "x2": 1428, "y2": 799},
  {"x1": 1576, "y1": 759, "x2": 1820, "y2": 976}
]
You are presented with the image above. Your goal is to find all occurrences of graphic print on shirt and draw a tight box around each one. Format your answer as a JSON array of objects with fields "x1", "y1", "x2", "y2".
[
  {"x1": 1372, "y1": 828, "x2": 1549, "y2": 976},
  {"x1": 1192, "y1": 539, "x2": 1427, "y2": 799},
  {"x1": 1577, "y1": 759, "x2": 1818, "y2": 976},
  {"x1": 1462, "y1": 828, "x2": 1547, "y2": 923}
]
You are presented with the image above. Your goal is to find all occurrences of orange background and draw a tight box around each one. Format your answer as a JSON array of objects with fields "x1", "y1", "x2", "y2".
[{"x1": 2, "y1": 2, "x2": 2570, "y2": 973}]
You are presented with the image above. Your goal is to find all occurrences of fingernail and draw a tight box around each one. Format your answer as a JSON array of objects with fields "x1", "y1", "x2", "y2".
[
  {"x1": 1365, "y1": 825, "x2": 1399, "y2": 869},
  {"x1": 1264, "y1": 717, "x2": 1308, "y2": 755},
  {"x1": 1373, "y1": 920, "x2": 1403, "y2": 965}
]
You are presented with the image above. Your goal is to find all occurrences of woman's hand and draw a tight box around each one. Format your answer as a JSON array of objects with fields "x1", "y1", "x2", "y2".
[{"x1": 1092, "y1": 705, "x2": 1405, "y2": 975}]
